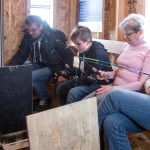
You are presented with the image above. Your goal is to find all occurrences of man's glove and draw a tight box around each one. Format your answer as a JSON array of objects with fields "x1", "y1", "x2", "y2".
[{"x1": 60, "y1": 68, "x2": 81, "y2": 78}]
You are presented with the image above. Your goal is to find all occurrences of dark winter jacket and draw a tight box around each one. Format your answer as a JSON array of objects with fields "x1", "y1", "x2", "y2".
[
  {"x1": 79, "y1": 41, "x2": 112, "y2": 74},
  {"x1": 9, "y1": 21, "x2": 73, "y2": 74},
  {"x1": 68, "y1": 41, "x2": 113, "y2": 85}
]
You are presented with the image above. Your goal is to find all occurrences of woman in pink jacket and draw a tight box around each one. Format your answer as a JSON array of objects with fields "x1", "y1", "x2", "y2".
[{"x1": 83, "y1": 13, "x2": 150, "y2": 103}]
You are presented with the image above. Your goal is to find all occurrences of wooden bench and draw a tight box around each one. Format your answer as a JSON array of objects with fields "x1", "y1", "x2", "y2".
[{"x1": 93, "y1": 38, "x2": 150, "y2": 150}]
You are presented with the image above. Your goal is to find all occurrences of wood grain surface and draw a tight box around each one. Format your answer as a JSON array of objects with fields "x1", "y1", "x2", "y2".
[{"x1": 27, "y1": 98, "x2": 100, "y2": 150}]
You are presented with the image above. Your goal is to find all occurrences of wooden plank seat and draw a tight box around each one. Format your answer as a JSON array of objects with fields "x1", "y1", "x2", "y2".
[{"x1": 93, "y1": 39, "x2": 125, "y2": 68}]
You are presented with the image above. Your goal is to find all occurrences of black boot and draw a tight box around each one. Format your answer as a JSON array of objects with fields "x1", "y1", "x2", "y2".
[
  {"x1": 0, "y1": 144, "x2": 4, "y2": 150},
  {"x1": 33, "y1": 97, "x2": 51, "y2": 112}
]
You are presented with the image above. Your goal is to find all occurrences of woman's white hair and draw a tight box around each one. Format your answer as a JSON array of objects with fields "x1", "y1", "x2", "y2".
[{"x1": 119, "y1": 13, "x2": 145, "y2": 33}]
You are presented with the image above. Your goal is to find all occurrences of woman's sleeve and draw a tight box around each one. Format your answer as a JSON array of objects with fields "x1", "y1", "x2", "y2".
[{"x1": 107, "y1": 70, "x2": 117, "y2": 79}]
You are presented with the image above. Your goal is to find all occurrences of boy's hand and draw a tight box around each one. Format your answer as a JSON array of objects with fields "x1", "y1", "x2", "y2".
[{"x1": 97, "y1": 71, "x2": 109, "y2": 82}]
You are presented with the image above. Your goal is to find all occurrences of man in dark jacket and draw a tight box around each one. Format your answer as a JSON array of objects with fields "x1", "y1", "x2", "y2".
[
  {"x1": 56, "y1": 26, "x2": 113, "y2": 105},
  {"x1": 9, "y1": 15, "x2": 73, "y2": 110}
]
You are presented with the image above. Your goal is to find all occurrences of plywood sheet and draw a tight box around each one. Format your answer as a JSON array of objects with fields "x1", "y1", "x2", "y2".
[{"x1": 27, "y1": 98, "x2": 100, "y2": 150}]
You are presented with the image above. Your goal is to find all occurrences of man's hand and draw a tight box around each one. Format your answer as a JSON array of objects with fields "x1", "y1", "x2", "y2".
[
  {"x1": 57, "y1": 76, "x2": 67, "y2": 84},
  {"x1": 95, "y1": 85, "x2": 114, "y2": 96}
]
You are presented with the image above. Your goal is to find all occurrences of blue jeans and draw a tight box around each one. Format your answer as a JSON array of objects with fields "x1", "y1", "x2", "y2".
[
  {"x1": 98, "y1": 89, "x2": 150, "y2": 150},
  {"x1": 56, "y1": 78, "x2": 100, "y2": 105},
  {"x1": 67, "y1": 83, "x2": 100, "y2": 104},
  {"x1": 32, "y1": 63, "x2": 53, "y2": 100}
]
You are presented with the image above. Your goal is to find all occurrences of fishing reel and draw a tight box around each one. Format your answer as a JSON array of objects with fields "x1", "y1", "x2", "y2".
[
  {"x1": 60, "y1": 64, "x2": 81, "y2": 78},
  {"x1": 60, "y1": 68, "x2": 71, "y2": 78},
  {"x1": 87, "y1": 74, "x2": 99, "y2": 83},
  {"x1": 88, "y1": 67, "x2": 109, "y2": 83}
]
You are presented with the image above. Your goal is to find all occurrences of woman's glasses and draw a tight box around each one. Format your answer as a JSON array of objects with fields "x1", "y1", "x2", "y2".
[{"x1": 123, "y1": 32, "x2": 135, "y2": 37}]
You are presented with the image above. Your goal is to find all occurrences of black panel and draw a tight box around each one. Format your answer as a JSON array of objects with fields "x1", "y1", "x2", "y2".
[
  {"x1": 0, "y1": 65, "x2": 32, "y2": 134},
  {"x1": 0, "y1": 0, "x2": 2, "y2": 67}
]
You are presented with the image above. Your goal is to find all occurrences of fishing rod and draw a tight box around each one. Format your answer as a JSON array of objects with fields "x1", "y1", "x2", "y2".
[
  {"x1": 44, "y1": 26, "x2": 150, "y2": 82},
  {"x1": 47, "y1": 31, "x2": 110, "y2": 82},
  {"x1": 47, "y1": 31, "x2": 95, "y2": 69},
  {"x1": 84, "y1": 57, "x2": 150, "y2": 76}
]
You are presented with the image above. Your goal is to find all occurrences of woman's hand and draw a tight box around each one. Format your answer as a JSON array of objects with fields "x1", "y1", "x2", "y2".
[{"x1": 95, "y1": 85, "x2": 114, "y2": 96}]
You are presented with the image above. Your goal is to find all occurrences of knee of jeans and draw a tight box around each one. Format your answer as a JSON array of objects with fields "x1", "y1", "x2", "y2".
[
  {"x1": 67, "y1": 89, "x2": 74, "y2": 99},
  {"x1": 103, "y1": 113, "x2": 128, "y2": 136},
  {"x1": 32, "y1": 71, "x2": 38, "y2": 81},
  {"x1": 68, "y1": 88, "x2": 78, "y2": 98},
  {"x1": 103, "y1": 117, "x2": 114, "y2": 133},
  {"x1": 67, "y1": 88, "x2": 77, "y2": 103},
  {"x1": 103, "y1": 114, "x2": 121, "y2": 136}
]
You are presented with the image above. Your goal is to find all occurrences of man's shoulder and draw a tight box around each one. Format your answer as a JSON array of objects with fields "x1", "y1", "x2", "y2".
[
  {"x1": 45, "y1": 27, "x2": 67, "y2": 42},
  {"x1": 48, "y1": 27, "x2": 65, "y2": 35}
]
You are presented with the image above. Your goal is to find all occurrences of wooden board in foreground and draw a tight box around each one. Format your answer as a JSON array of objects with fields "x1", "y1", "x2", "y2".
[{"x1": 26, "y1": 98, "x2": 100, "y2": 150}]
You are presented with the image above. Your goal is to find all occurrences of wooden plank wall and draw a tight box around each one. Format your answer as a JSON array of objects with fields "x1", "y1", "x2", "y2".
[
  {"x1": 103, "y1": 0, "x2": 117, "y2": 40},
  {"x1": 2, "y1": 0, "x2": 146, "y2": 65},
  {"x1": 2, "y1": 0, "x2": 28, "y2": 66},
  {"x1": 104, "y1": 0, "x2": 145, "y2": 41},
  {"x1": 53, "y1": 0, "x2": 79, "y2": 41},
  {"x1": 2, "y1": 0, "x2": 79, "y2": 66}
]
